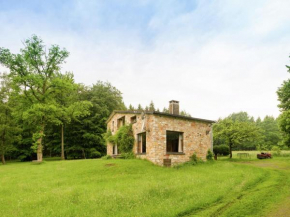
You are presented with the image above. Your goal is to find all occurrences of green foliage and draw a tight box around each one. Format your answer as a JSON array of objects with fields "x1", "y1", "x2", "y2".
[
  {"x1": 186, "y1": 153, "x2": 204, "y2": 165},
  {"x1": 213, "y1": 145, "x2": 230, "y2": 156},
  {"x1": 277, "y1": 59, "x2": 290, "y2": 148},
  {"x1": 271, "y1": 146, "x2": 281, "y2": 156},
  {"x1": 0, "y1": 35, "x2": 72, "y2": 161},
  {"x1": 103, "y1": 130, "x2": 115, "y2": 144},
  {"x1": 103, "y1": 124, "x2": 134, "y2": 154},
  {"x1": 214, "y1": 115, "x2": 264, "y2": 157},
  {"x1": 180, "y1": 110, "x2": 191, "y2": 117},
  {"x1": 0, "y1": 73, "x2": 21, "y2": 164},
  {"x1": 113, "y1": 125, "x2": 134, "y2": 153},
  {"x1": 120, "y1": 152, "x2": 135, "y2": 159},
  {"x1": 259, "y1": 116, "x2": 282, "y2": 149},
  {"x1": 206, "y1": 150, "x2": 213, "y2": 160},
  {"x1": 149, "y1": 101, "x2": 155, "y2": 111},
  {"x1": 101, "y1": 155, "x2": 112, "y2": 160},
  {"x1": 0, "y1": 36, "x2": 126, "y2": 161},
  {"x1": 88, "y1": 148, "x2": 101, "y2": 158}
]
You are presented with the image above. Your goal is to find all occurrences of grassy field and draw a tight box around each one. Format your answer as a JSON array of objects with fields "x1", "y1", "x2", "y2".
[
  {"x1": 0, "y1": 155, "x2": 290, "y2": 217},
  {"x1": 232, "y1": 150, "x2": 290, "y2": 159}
]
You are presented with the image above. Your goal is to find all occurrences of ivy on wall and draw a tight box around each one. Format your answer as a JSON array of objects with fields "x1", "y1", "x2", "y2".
[{"x1": 103, "y1": 124, "x2": 135, "y2": 153}]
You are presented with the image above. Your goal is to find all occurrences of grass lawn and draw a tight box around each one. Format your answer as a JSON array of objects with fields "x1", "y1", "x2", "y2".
[{"x1": 0, "y1": 156, "x2": 290, "y2": 217}]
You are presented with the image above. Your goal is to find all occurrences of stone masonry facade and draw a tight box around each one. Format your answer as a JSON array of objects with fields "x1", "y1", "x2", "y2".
[{"x1": 106, "y1": 110, "x2": 214, "y2": 166}]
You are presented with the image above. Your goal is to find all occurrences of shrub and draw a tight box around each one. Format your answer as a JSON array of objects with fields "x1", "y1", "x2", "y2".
[
  {"x1": 213, "y1": 145, "x2": 230, "y2": 156},
  {"x1": 88, "y1": 148, "x2": 102, "y2": 158},
  {"x1": 206, "y1": 150, "x2": 213, "y2": 160},
  {"x1": 187, "y1": 153, "x2": 204, "y2": 165},
  {"x1": 103, "y1": 130, "x2": 115, "y2": 144},
  {"x1": 101, "y1": 155, "x2": 112, "y2": 160},
  {"x1": 120, "y1": 152, "x2": 135, "y2": 159},
  {"x1": 271, "y1": 146, "x2": 281, "y2": 156}
]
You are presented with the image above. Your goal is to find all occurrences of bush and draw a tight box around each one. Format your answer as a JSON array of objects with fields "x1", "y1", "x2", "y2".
[
  {"x1": 187, "y1": 153, "x2": 204, "y2": 165},
  {"x1": 206, "y1": 150, "x2": 213, "y2": 160},
  {"x1": 213, "y1": 145, "x2": 230, "y2": 156},
  {"x1": 88, "y1": 148, "x2": 102, "y2": 158},
  {"x1": 120, "y1": 152, "x2": 135, "y2": 159},
  {"x1": 101, "y1": 155, "x2": 112, "y2": 160},
  {"x1": 271, "y1": 146, "x2": 281, "y2": 156}
]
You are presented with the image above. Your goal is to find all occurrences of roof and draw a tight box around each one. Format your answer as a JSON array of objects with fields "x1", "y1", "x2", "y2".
[{"x1": 106, "y1": 110, "x2": 216, "y2": 124}]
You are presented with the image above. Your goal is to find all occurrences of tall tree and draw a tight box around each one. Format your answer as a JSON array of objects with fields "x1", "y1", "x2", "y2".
[
  {"x1": 214, "y1": 118, "x2": 262, "y2": 158},
  {"x1": 64, "y1": 81, "x2": 126, "y2": 158},
  {"x1": 149, "y1": 101, "x2": 155, "y2": 112},
  {"x1": 163, "y1": 107, "x2": 169, "y2": 113},
  {"x1": 0, "y1": 73, "x2": 20, "y2": 164},
  {"x1": 259, "y1": 116, "x2": 282, "y2": 149},
  {"x1": 277, "y1": 57, "x2": 290, "y2": 148},
  {"x1": 180, "y1": 110, "x2": 191, "y2": 117},
  {"x1": 54, "y1": 73, "x2": 92, "y2": 160},
  {"x1": 128, "y1": 104, "x2": 135, "y2": 110},
  {"x1": 0, "y1": 35, "x2": 69, "y2": 162},
  {"x1": 137, "y1": 104, "x2": 143, "y2": 111}
]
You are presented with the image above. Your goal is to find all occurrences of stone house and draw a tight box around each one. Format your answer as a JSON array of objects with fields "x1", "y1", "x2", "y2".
[{"x1": 106, "y1": 100, "x2": 215, "y2": 166}]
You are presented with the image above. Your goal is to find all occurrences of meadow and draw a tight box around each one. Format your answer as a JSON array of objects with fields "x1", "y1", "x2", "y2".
[{"x1": 0, "y1": 154, "x2": 290, "y2": 217}]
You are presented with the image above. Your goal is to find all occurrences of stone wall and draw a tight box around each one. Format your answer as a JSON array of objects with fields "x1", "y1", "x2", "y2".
[{"x1": 106, "y1": 112, "x2": 213, "y2": 166}]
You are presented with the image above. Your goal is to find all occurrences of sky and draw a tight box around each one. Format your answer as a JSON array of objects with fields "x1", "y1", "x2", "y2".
[{"x1": 1, "y1": 0, "x2": 290, "y2": 121}]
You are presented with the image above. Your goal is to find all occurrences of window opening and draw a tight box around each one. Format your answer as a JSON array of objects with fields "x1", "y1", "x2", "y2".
[{"x1": 166, "y1": 131, "x2": 183, "y2": 153}]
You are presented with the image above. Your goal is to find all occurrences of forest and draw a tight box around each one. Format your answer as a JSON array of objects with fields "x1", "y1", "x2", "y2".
[{"x1": 0, "y1": 35, "x2": 289, "y2": 165}]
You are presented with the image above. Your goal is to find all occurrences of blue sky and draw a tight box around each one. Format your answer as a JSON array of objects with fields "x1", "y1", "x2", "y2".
[{"x1": 1, "y1": 0, "x2": 290, "y2": 120}]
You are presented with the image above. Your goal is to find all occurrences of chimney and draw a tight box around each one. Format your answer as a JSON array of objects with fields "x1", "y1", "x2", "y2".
[{"x1": 169, "y1": 100, "x2": 179, "y2": 115}]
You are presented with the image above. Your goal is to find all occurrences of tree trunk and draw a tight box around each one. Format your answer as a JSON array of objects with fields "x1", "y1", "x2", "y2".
[
  {"x1": 61, "y1": 124, "x2": 65, "y2": 160},
  {"x1": 37, "y1": 125, "x2": 44, "y2": 162},
  {"x1": 1, "y1": 154, "x2": 5, "y2": 165},
  {"x1": 82, "y1": 148, "x2": 86, "y2": 159},
  {"x1": 229, "y1": 143, "x2": 232, "y2": 159}
]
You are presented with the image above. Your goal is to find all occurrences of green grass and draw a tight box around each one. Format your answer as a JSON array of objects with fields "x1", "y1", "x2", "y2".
[
  {"x1": 232, "y1": 150, "x2": 290, "y2": 159},
  {"x1": 0, "y1": 156, "x2": 290, "y2": 217}
]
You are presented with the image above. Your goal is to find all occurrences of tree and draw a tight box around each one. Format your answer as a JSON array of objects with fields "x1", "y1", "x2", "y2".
[
  {"x1": 137, "y1": 104, "x2": 143, "y2": 111},
  {"x1": 149, "y1": 101, "x2": 155, "y2": 112},
  {"x1": 0, "y1": 35, "x2": 69, "y2": 162},
  {"x1": 54, "y1": 74, "x2": 92, "y2": 160},
  {"x1": 259, "y1": 116, "x2": 282, "y2": 149},
  {"x1": 0, "y1": 73, "x2": 20, "y2": 164},
  {"x1": 213, "y1": 118, "x2": 262, "y2": 158},
  {"x1": 228, "y1": 111, "x2": 255, "y2": 123},
  {"x1": 180, "y1": 110, "x2": 191, "y2": 117},
  {"x1": 128, "y1": 104, "x2": 135, "y2": 110},
  {"x1": 278, "y1": 111, "x2": 290, "y2": 148},
  {"x1": 277, "y1": 59, "x2": 290, "y2": 148},
  {"x1": 162, "y1": 107, "x2": 169, "y2": 113},
  {"x1": 64, "y1": 81, "x2": 126, "y2": 158}
]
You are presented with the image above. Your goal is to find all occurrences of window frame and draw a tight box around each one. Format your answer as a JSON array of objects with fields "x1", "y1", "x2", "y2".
[
  {"x1": 117, "y1": 116, "x2": 125, "y2": 129},
  {"x1": 137, "y1": 132, "x2": 146, "y2": 154},
  {"x1": 166, "y1": 130, "x2": 184, "y2": 154},
  {"x1": 130, "y1": 116, "x2": 137, "y2": 124}
]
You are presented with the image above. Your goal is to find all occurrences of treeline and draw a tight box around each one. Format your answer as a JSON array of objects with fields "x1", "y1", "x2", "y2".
[
  {"x1": 127, "y1": 101, "x2": 191, "y2": 117},
  {"x1": 0, "y1": 35, "x2": 126, "y2": 164},
  {"x1": 213, "y1": 111, "x2": 284, "y2": 157},
  {"x1": 1, "y1": 35, "x2": 289, "y2": 164}
]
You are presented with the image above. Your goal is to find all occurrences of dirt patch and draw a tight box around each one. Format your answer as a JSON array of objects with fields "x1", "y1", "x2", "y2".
[
  {"x1": 267, "y1": 196, "x2": 290, "y2": 217},
  {"x1": 104, "y1": 163, "x2": 116, "y2": 167}
]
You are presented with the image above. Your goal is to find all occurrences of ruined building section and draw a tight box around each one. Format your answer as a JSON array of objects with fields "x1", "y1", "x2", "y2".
[{"x1": 106, "y1": 101, "x2": 215, "y2": 166}]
